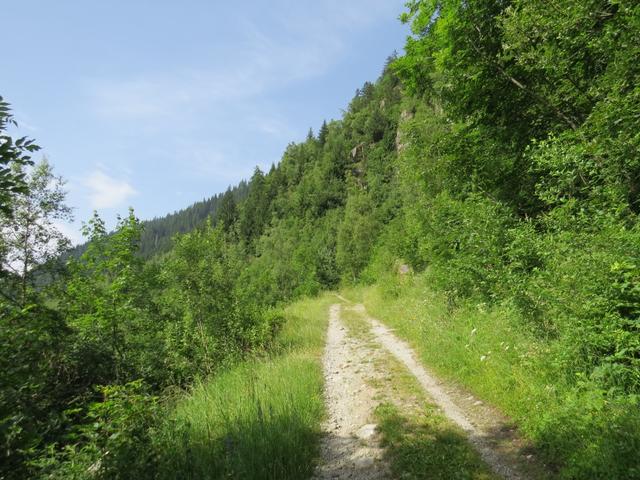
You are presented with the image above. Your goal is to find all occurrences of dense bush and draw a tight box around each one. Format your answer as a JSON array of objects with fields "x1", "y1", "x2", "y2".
[
  {"x1": 159, "y1": 221, "x2": 281, "y2": 383},
  {"x1": 0, "y1": 304, "x2": 72, "y2": 478},
  {"x1": 1, "y1": 209, "x2": 283, "y2": 478},
  {"x1": 37, "y1": 381, "x2": 162, "y2": 480}
]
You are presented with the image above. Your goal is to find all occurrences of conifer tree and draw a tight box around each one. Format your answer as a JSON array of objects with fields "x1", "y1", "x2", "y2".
[
  {"x1": 318, "y1": 120, "x2": 329, "y2": 146},
  {"x1": 218, "y1": 188, "x2": 238, "y2": 232}
]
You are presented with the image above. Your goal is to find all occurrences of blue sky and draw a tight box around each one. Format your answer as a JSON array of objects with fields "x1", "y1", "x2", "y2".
[{"x1": 3, "y1": 1, "x2": 408, "y2": 242}]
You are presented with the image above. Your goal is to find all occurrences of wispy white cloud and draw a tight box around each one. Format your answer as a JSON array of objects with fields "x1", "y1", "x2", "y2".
[
  {"x1": 8, "y1": 110, "x2": 40, "y2": 134},
  {"x1": 276, "y1": 0, "x2": 401, "y2": 35},
  {"x1": 91, "y1": 79, "x2": 169, "y2": 118},
  {"x1": 14, "y1": 117, "x2": 39, "y2": 133},
  {"x1": 84, "y1": 170, "x2": 138, "y2": 209},
  {"x1": 87, "y1": 0, "x2": 402, "y2": 123},
  {"x1": 245, "y1": 110, "x2": 297, "y2": 139},
  {"x1": 187, "y1": 145, "x2": 270, "y2": 182},
  {"x1": 53, "y1": 220, "x2": 83, "y2": 246}
]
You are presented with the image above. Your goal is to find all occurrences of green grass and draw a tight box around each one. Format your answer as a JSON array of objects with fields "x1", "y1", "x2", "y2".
[
  {"x1": 375, "y1": 403, "x2": 496, "y2": 480},
  {"x1": 343, "y1": 272, "x2": 640, "y2": 479},
  {"x1": 344, "y1": 275, "x2": 547, "y2": 421},
  {"x1": 153, "y1": 293, "x2": 334, "y2": 480}
]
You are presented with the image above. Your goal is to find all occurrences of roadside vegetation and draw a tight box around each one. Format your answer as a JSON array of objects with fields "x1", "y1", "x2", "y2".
[
  {"x1": 348, "y1": 275, "x2": 640, "y2": 479},
  {"x1": 2, "y1": 1, "x2": 640, "y2": 478},
  {"x1": 150, "y1": 295, "x2": 330, "y2": 480}
]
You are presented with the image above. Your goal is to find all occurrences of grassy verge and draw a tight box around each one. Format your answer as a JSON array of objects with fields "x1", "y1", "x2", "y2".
[
  {"x1": 153, "y1": 293, "x2": 334, "y2": 480},
  {"x1": 343, "y1": 273, "x2": 640, "y2": 479},
  {"x1": 343, "y1": 276, "x2": 545, "y2": 421},
  {"x1": 375, "y1": 403, "x2": 496, "y2": 480},
  {"x1": 340, "y1": 306, "x2": 498, "y2": 480}
]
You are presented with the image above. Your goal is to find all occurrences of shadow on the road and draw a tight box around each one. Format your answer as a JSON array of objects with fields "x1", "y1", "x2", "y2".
[
  {"x1": 376, "y1": 402, "x2": 500, "y2": 480},
  {"x1": 313, "y1": 431, "x2": 389, "y2": 480}
]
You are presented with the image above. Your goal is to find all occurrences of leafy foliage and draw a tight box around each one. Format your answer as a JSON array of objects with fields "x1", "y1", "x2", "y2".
[
  {"x1": 2, "y1": 1, "x2": 640, "y2": 476},
  {"x1": 1, "y1": 159, "x2": 72, "y2": 306},
  {"x1": 0, "y1": 96, "x2": 39, "y2": 217}
]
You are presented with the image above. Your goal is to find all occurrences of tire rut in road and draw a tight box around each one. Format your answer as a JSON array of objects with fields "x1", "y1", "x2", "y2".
[{"x1": 313, "y1": 304, "x2": 390, "y2": 480}]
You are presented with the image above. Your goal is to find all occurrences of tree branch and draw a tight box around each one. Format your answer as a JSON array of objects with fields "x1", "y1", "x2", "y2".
[{"x1": 472, "y1": 24, "x2": 579, "y2": 131}]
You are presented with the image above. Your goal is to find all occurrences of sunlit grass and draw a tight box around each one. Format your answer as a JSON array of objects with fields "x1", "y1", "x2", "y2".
[
  {"x1": 376, "y1": 403, "x2": 497, "y2": 480},
  {"x1": 346, "y1": 272, "x2": 640, "y2": 479},
  {"x1": 153, "y1": 293, "x2": 334, "y2": 480},
  {"x1": 344, "y1": 273, "x2": 548, "y2": 425}
]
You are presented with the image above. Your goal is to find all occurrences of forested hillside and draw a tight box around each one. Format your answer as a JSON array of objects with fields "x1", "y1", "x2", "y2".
[
  {"x1": 2, "y1": 1, "x2": 639, "y2": 479},
  {"x1": 138, "y1": 181, "x2": 251, "y2": 257},
  {"x1": 66, "y1": 181, "x2": 249, "y2": 259}
]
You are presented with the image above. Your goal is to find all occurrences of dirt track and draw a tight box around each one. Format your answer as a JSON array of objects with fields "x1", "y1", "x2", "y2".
[
  {"x1": 313, "y1": 304, "x2": 390, "y2": 479},
  {"x1": 313, "y1": 301, "x2": 548, "y2": 480}
]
